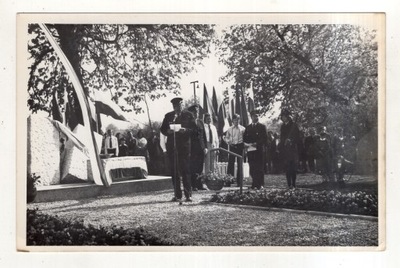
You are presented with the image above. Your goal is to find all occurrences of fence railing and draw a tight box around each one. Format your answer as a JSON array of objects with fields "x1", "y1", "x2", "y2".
[{"x1": 208, "y1": 147, "x2": 244, "y2": 194}]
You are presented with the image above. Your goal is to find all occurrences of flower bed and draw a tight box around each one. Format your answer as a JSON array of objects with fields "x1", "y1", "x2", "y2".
[
  {"x1": 27, "y1": 208, "x2": 173, "y2": 246},
  {"x1": 210, "y1": 188, "x2": 378, "y2": 216}
]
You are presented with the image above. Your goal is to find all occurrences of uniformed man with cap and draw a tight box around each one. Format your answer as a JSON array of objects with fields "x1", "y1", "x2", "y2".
[
  {"x1": 243, "y1": 110, "x2": 267, "y2": 189},
  {"x1": 160, "y1": 97, "x2": 197, "y2": 202}
]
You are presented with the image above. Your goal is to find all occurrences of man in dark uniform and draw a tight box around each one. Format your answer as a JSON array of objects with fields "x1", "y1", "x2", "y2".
[
  {"x1": 243, "y1": 110, "x2": 267, "y2": 189},
  {"x1": 279, "y1": 109, "x2": 300, "y2": 189},
  {"x1": 160, "y1": 97, "x2": 196, "y2": 202},
  {"x1": 187, "y1": 104, "x2": 207, "y2": 191}
]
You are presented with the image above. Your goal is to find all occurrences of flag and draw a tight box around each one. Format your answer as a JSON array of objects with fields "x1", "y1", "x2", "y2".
[
  {"x1": 240, "y1": 88, "x2": 249, "y2": 126},
  {"x1": 202, "y1": 84, "x2": 218, "y2": 125},
  {"x1": 248, "y1": 84, "x2": 255, "y2": 114},
  {"x1": 48, "y1": 118, "x2": 87, "y2": 155},
  {"x1": 235, "y1": 86, "x2": 241, "y2": 119},
  {"x1": 95, "y1": 101, "x2": 127, "y2": 121},
  {"x1": 51, "y1": 90, "x2": 63, "y2": 123},
  {"x1": 39, "y1": 23, "x2": 110, "y2": 187},
  {"x1": 230, "y1": 98, "x2": 235, "y2": 123},
  {"x1": 93, "y1": 91, "x2": 128, "y2": 134},
  {"x1": 227, "y1": 87, "x2": 234, "y2": 124},
  {"x1": 212, "y1": 87, "x2": 219, "y2": 118},
  {"x1": 203, "y1": 84, "x2": 209, "y2": 114},
  {"x1": 64, "y1": 92, "x2": 82, "y2": 131},
  {"x1": 218, "y1": 102, "x2": 230, "y2": 135}
]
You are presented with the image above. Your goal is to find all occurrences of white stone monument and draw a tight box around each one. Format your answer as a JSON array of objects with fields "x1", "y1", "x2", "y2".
[{"x1": 27, "y1": 115, "x2": 61, "y2": 186}]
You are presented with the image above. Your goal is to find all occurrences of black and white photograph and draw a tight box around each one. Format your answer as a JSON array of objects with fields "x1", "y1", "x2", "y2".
[{"x1": 17, "y1": 13, "x2": 384, "y2": 250}]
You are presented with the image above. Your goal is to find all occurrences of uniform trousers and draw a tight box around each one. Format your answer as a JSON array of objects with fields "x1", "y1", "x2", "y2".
[
  {"x1": 168, "y1": 150, "x2": 191, "y2": 199},
  {"x1": 247, "y1": 150, "x2": 264, "y2": 188},
  {"x1": 227, "y1": 143, "x2": 244, "y2": 185}
]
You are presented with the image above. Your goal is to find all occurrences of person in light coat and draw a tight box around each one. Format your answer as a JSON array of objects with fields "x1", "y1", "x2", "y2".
[
  {"x1": 224, "y1": 113, "x2": 245, "y2": 185},
  {"x1": 203, "y1": 113, "x2": 219, "y2": 174}
]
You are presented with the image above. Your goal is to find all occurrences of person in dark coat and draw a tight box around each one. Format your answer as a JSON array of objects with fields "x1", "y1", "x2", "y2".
[
  {"x1": 265, "y1": 131, "x2": 275, "y2": 174},
  {"x1": 126, "y1": 130, "x2": 137, "y2": 156},
  {"x1": 243, "y1": 110, "x2": 267, "y2": 189},
  {"x1": 118, "y1": 138, "x2": 129, "y2": 157},
  {"x1": 315, "y1": 126, "x2": 333, "y2": 182},
  {"x1": 304, "y1": 128, "x2": 316, "y2": 173},
  {"x1": 160, "y1": 97, "x2": 196, "y2": 202},
  {"x1": 147, "y1": 130, "x2": 165, "y2": 175},
  {"x1": 279, "y1": 109, "x2": 300, "y2": 189},
  {"x1": 187, "y1": 104, "x2": 207, "y2": 191}
]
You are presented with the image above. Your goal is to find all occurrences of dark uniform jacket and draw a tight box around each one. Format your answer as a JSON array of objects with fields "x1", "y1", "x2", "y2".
[
  {"x1": 191, "y1": 118, "x2": 206, "y2": 152},
  {"x1": 243, "y1": 122, "x2": 267, "y2": 152},
  {"x1": 160, "y1": 110, "x2": 196, "y2": 155},
  {"x1": 279, "y1": 119, "x2": 300, "y2": 162}
]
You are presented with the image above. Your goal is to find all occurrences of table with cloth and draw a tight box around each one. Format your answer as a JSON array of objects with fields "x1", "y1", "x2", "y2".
[{"x1": 101, "y1": 156, "x2": 148, "y2": 182}]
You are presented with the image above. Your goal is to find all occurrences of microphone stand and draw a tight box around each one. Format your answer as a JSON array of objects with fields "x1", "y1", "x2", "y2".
[{"x1": 171, "y1": 114, "x2": 180, "y2": 202}]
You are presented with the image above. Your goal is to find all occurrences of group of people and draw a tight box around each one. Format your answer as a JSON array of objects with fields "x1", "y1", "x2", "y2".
[
  {"x1": 307, "y1": 126, "x2": 357, "y2": 185},
  {"x1": 103, "y1": 96, "x2": 357, "y2": 202},
  {"x1": 265, "y1": 118, "x2": 357, "y2": 187},
  {"x1": 160, "y1": 96, "x2": 360, "y2": 202},
  {"x1": 160, "y1": 96, "x2": 270, "y2": 203},
  {"x1": 102, "y1": 128, "x2": 168, "y2": 175},
  {"x1": 103, "y1": 128, "x2": 149, "y2": 159}
]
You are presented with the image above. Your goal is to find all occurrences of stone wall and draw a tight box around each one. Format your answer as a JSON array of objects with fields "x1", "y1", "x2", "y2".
[
  {"x1": 27, "y1": 116, "x2": 100, "y2": 185},
  {"x1": 27, "y1": 115, "x2": 61, "y2": 186}
]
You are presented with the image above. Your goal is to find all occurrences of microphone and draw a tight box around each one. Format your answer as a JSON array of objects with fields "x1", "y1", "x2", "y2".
[{"x1": 173, "y1": 113, "x2": 178, "y2": 123}]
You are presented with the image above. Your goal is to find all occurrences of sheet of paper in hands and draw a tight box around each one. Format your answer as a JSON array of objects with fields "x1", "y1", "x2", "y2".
[
  {"x1": 169, "y1": 124, "x2": 182, "y2": 132},
  {"x1": 245, "y1": 143, "x2": 257, "y2": 152}
]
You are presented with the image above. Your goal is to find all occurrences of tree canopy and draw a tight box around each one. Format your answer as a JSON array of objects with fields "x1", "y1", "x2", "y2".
[
  {"x1": 218, "y1": 24, "x2": 378, "y2": 137},
  {"x1": 27, "y1": 23, "x2": 215, "y2": 122}
]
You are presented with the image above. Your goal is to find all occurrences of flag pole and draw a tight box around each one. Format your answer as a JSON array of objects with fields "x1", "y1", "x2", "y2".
[{"x1": 190, "y1": 80, "x2": 199, "y2": 104}]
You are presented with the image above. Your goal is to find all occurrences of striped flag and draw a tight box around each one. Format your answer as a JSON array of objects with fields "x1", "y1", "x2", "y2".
[
  {"x1": 51, "y1": 90, "x2": 63, "y2": 123},
  {"x1": 202, "y1": 84, "x2": 218, "y2": 125},
  {"x1": 217, "y1": 102, "x2": 230, "y2": 135},
  {"x1": 227, "y1": 87, "x2": 234, "y2": 124},
  {"x1": 240, "y1": 88, "x2": 249, "y2": 127},
  {"x1": 230, "y1": 98, "x2": 235, "y2": 122},
  {"x1": 235, "y1": 86, "x2": 241, "y2": 121},
  {"x1": 212, "y1": 87, "x2": 219, "y2": 119},
  {"x1": 248, "y1": 83, "x2": 255, "y2": 114}
]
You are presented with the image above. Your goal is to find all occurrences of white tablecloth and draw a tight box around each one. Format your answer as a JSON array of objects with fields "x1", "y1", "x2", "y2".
[{"x1": 102, "y1": 156, "x2": 148, "y2": 182}]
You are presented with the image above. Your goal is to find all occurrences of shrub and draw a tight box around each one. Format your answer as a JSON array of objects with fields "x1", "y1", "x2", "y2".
[
  {"x1": 27, "y1": 173, "x2": 41, "y2": 203},
  {"x1": 27, "y1": 208, "x2": 174, "y2": 246},
  {"x1": 210, "y1": 188, "x2": 378, "y2": 216}
]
